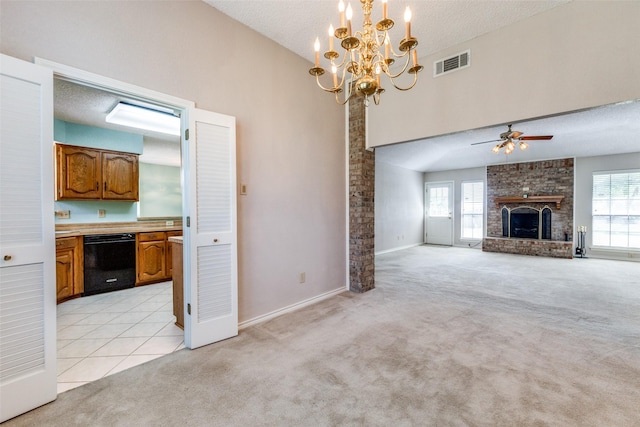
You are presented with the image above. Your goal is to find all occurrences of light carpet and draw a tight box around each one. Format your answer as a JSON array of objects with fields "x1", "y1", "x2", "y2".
[{"x1": 5, "y1": 246, "x2": 640, "y2": 426}]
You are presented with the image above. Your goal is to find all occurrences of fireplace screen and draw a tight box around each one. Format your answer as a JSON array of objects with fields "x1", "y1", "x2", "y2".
[{"x1": 502, "y1": 206, "x2": 552, "y2": 239}]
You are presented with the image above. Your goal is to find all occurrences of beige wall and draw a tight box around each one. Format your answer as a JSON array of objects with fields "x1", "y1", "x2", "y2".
[
  {"x1": 369, "y1": 1, "x2": 640, "y2": 146},
  {"x1": 374, "y1": 161, "x2": 424, "y2": 253},
  {"x1": 0, "y1": 1, "x2": 347, "y2": 323}
]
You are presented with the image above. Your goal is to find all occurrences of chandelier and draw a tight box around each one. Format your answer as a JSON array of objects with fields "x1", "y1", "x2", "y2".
[{"x1": 308, "y1": 0, "x2": 424, "y2": 105}]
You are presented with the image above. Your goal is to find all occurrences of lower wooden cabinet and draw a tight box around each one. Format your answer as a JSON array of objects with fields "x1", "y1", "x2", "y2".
[
  {"x1": 55, "y1": 229, "x2": 182, "y2": 302},
  {"x1": 55, "y1": 236, "x2": 83, "y2": 303},
  {"x1": 166, "y1": 231, "x2": 181, "y2": 278},
  {"x1": 136, "y1": 230, "x2": 182, "y2": 285},
  {"x1": 137, "y1": 232, "x2": 167, "y2": 284}
]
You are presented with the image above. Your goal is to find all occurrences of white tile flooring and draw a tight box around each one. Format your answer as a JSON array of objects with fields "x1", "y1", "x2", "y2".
[{"x1": 56, "y1": 281, "x2": 184, "y2": 393}]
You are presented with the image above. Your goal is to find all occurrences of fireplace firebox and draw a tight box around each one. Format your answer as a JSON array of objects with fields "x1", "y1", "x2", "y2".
[{"x1": 501, "y1": 206, "x2": 552, "y2": 240}]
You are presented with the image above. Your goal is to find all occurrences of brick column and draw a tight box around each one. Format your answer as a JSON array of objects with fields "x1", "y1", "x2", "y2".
[{"x1": 348, "y1": 96, "x2": 375, "y2": 293}]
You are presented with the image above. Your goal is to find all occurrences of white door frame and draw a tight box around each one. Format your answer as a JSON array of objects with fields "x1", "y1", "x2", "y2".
[
  {"x1": 33, "y1": 59, "x2": 195, "y2": 337},
  {"x1": 36, "y1": 58, "x2": 238, "y2": 351},
  {"x1": 424, "y1": 181, "x2": 454, "y2": 246}
]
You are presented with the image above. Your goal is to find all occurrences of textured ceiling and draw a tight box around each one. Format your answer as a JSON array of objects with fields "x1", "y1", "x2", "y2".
[
  {"x1": 204, "y1": 0, "x2": 570, "y2": 63},
  {"x1": 54, "y1": 80, "x2": 181, "y2": 167},
  {"x1": 203, "y1": 0, "x2": 638, "y2": 172},
  {"x1": 375, "y1": 100, "x2": 640, "y2": 172}
]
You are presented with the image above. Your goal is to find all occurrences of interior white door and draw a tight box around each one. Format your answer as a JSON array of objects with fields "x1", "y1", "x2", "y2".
[
  {"x1": 0, "y1": 54, "x2": 56, "y2": 422},
  {"x1": 183, "y1": 108, "x2": 238, "y2": 349},
  {"x1": 425, "y1": 182, "x2": 454, "y2": 245}
]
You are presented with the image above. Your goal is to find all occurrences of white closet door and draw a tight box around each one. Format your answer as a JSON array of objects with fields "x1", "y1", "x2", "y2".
[
  {"x1": 0, "y1": 54, "x2": 56, "y2": 422},
  {"x1": 183, "y1": 109, "x2": 237, "y2": 349}
]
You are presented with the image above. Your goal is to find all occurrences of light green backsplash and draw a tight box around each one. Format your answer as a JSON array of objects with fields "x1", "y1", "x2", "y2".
[
  {"x1": 55, "y1": 200, "x2": 138, "y2": 224},
  {"x1": 54, "y1": 119, "x2": 144, "y2": 224},
  {"x1": 54, "y1": 119, "x2": 143, "y2": 153}
]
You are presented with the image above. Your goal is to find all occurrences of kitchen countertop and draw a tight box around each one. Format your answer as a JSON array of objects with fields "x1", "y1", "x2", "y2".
[
  {"x1": 55, "y1": 220, "x2": 183, "y2": 238},
  {"x1": 168, "y1": 236, "x2": 183, "y2": 244}
]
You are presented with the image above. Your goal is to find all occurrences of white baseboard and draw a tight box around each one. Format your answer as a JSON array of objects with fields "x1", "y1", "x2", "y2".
[
  {"x1": 238, "y1": 287, "x2": 346, "y2": 330},
  {"x1": 375, "y1": 243, "x2": 423, "y2": 256},
  {"x1": 587, "y1": 248, "x2": 640, "y2": 262}
]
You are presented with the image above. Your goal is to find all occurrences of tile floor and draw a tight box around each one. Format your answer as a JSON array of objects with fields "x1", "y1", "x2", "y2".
[{"x1": 56, "y1": 281, "x2": 184, "y2": 393}]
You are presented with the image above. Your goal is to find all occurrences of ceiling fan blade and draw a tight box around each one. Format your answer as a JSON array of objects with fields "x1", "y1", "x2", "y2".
[
  {"x1": 509, "y1": 131, "x2": 523, "y2": 139},
  {"x1": 519, "y1": 135, "x2": 553, "y2": 140},
  {"x1": 471, "y1": 139, "x2": 501, "y2": 146}
]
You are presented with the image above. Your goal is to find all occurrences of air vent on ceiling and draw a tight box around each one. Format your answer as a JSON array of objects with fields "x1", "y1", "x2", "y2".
[{"x1": 434, "y1": 50, "x2": 470, "y2": 77}]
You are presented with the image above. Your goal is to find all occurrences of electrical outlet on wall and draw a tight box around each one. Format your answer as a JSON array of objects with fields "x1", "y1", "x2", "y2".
[
  {"x1": 55, "y1": 210, "x2": 70, "y2": 219},
  {"x1": 98, "y1": 209, "x2": 106, "y2": 218}
]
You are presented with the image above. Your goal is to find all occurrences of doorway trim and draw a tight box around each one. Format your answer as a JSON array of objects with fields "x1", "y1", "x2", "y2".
[
  {"x1": 34, "y1": 57, "x2": 193, "y2": 364},
  {"x1": 35, "y1": 58, "x2": 195, "y2": 113}
]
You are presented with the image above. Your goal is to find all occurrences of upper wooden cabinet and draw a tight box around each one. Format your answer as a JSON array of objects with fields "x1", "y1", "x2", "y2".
[
  {"x1": 101, "y1": 151, "x2": 139, "y2": 200},
  {"x1": 55, "y1": 143, "x2": 139, "y2": 201}
]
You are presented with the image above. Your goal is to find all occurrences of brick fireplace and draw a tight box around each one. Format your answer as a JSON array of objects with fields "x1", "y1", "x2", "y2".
[{"x1": 483, "y1": 158, "x2": 574, "y2": 258}]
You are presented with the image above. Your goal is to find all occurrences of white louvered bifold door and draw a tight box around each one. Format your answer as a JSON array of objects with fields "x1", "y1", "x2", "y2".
[
  {"x1": 0, "y1": 54, "x2": 56, "y2": 422},
  {"x1": 183, "y1": 109, "x2": 237, "y2": 349}
]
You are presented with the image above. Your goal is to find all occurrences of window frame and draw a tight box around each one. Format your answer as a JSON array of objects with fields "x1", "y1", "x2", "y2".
[
  {"x1": 591, "y1": 169, "x2": 640, "y2": 250},
  {"x1": 461, "y1": 180, "x2": 484, "y2": 241}
]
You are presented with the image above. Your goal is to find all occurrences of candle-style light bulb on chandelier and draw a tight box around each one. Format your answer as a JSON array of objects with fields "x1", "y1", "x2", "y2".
[{"x1": 309, "y1": 0, "x2": 424, "y2": 105}]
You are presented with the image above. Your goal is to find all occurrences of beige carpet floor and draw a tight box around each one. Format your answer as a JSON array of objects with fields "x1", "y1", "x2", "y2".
[{"x1": 5, "y1": 246, "x2": 640, "y2": 426}]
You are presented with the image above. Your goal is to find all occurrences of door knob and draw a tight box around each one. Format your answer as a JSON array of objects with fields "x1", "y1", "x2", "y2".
[
  {"x1": 213, "y1": 239, "x2": 219, "y2": 243},
  {"x1": 3, "y1": 255, "x2": 12, "y2": 261}
]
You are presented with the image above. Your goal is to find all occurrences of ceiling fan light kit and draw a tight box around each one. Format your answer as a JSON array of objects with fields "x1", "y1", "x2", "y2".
[
  {"x1": 308, "y1": 0, "x2": 424, "y2": 106},
  {"x1": 472, "y1": 124, "x2": 553, "y2": 155}
]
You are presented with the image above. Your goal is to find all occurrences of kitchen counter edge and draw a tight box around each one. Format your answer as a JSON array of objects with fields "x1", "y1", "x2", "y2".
[{"x1": 55, "y1": 221, "x2": 183, "y2": 238}]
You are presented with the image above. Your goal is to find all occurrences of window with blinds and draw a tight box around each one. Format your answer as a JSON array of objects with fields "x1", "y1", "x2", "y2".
[
  {"x1": 592, "y1": 171, "x2": 640, "y2": 248},
  {"x1": 462, "y1": 181, "x2": 484, "y2": 239}
]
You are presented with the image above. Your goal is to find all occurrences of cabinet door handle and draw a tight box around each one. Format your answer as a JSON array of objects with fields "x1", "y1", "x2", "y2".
[{"x1": 96, "y1": 182, "x2": 99, "y2": 191}]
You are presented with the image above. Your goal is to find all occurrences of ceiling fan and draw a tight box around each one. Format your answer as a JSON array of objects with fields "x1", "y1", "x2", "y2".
[{"x1": 471, "y1": 124, "x2": 553, "y2": 154}]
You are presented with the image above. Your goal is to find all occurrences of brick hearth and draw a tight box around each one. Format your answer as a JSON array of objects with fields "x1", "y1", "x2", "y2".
[{"x1": 484, "y1": 158, "x2": 574, "y2": 258}]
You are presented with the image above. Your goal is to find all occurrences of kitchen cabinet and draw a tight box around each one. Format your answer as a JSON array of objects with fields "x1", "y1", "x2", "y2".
[
  {"x1": 168, "y1": 236, "x2": 184, "y2": 329},
  {"x1": 55, "y1": 143, "x2": 139, "y2": 201},
  {"x1": 166, "y1": 231, "x2": 181, "y2": 277},
  {"x1": 136, "y1": 230, "x2": 182, "y2": 285},
  {"x1": 55, "y1": 236, "x2": 83, "y2": 303},
  {"x1": 137, "y1": 231, "x2": 167, "y2": 284}
]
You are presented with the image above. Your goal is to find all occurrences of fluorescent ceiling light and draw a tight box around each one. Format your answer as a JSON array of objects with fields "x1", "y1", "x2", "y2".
[{"x1": 106, "y1": 102, "x2": 180, "y2": 136}]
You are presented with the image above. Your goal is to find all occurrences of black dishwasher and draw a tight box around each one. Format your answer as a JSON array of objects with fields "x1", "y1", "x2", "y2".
[{"x1": 84, "y1": 233, "x2": 136, "y2": 296}]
